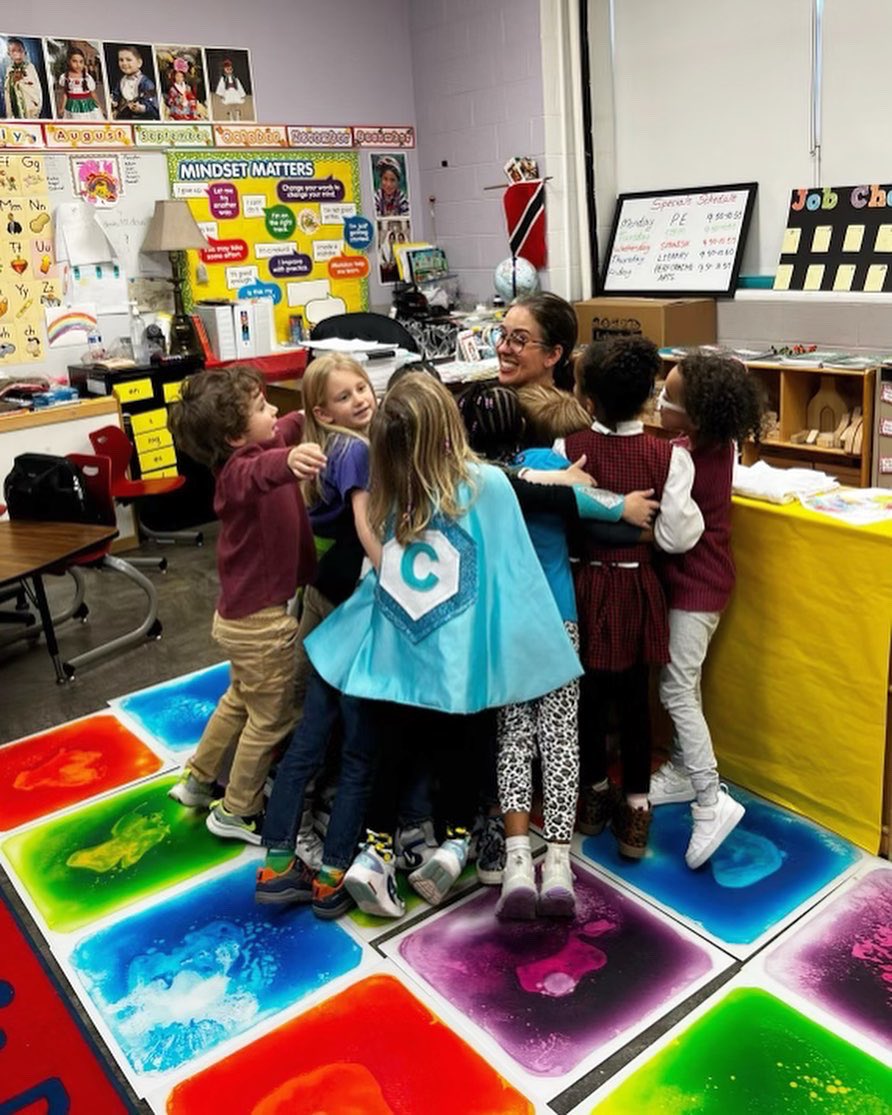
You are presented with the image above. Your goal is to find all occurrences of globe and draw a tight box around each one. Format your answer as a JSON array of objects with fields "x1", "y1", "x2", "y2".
[{"x1": 493, "y1": 256, "x2": 540, "y2": 302}]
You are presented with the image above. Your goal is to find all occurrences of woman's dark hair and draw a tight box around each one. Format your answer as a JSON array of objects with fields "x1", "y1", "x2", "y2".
[
  {"x1": 456, "y1": 381, "x2": 524, "y2": 463},
  {"x1": 512, "y1": 292, "x2": 578, "y2": 391},
  {"x1": 575, "y1": 336, "x2": 661, "y2": 427},
  {"x1": 679, "y1": 353, "x2": 765, "y2": 446}
]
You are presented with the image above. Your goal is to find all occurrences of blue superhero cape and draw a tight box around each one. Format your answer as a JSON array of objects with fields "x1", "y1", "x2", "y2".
[{"x1": 306, "y1": 462, "x2": 582, "y2": 713}]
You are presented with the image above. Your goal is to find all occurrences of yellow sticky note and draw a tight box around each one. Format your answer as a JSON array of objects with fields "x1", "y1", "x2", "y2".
[
  {"x1": 833, "y1": 264, "x2": 856, "y2": 291},
  {"x1": 843, "y1": 224, "x2": 865, "y2": 252},
  {"x1": 865, "y1": 264, "x2": 888, "y2": 292},
  {"x1": 781, "y1": 227, "x2": 801, "y2": 254},
  {"x1": 875, "y1": 225, "x2": 892, "y2": 252},
  {"x1": 774, "y1": 264, "x2": 794, "y2": 291},
  {"x1": 804, "y1": 264, "x2": 825, "y2": 290},
  {"x1": 811, "y1": 226, "x2": 832, "y2": 253}
]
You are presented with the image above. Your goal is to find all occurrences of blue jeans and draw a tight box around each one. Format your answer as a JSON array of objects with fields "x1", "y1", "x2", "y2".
[{"x1": 262, "y1": 668, "x2": 377, "y2": 870}]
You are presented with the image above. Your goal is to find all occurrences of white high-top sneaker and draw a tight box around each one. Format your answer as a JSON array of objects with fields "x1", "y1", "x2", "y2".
[
  {"x1": 495, "y1": 846, "x2": 537, "y2": 920},
  {"x1": 538, "y1": 843, "x2": 575, "y2": 918},
  {"x1": 294, "y1": 806, "x2": 324, "y2": 871},
  {"x1": 344, "y1": 831, "x2": 405, "y2": 918},
  {"x1": 409, "y1": 827, "x2": 470, "y2": 906}
]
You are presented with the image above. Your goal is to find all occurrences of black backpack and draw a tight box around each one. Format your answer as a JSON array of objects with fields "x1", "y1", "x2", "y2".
[{"x1": 3, "y1": 453, "x2": 102, "y2": 525}]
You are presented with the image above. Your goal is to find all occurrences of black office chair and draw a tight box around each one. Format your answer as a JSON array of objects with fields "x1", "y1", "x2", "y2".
[{"x1": 309, "y1": 312, "x2": 420, "y2": 353}]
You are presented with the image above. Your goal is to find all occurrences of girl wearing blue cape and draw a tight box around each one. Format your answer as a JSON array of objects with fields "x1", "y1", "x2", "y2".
[{"x1": 306, "y1": 373, "x2": 582, "y2": 916}]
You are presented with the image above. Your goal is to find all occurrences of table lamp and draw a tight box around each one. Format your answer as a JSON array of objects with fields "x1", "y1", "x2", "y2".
[{"x1": 141, "y1": 199, "x2": 208, "y2": 356}]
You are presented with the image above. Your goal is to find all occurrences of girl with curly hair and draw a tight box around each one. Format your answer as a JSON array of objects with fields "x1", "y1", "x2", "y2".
[
  {"x1": 650, "y1": 353, "x2": 764, "y2": 869},
  {"x1": 561, "y1": 336, "x2": 704, "y2": 859}
]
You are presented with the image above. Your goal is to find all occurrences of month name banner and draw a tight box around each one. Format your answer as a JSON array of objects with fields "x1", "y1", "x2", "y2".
[{"x1": 167, "y1": 150, "x2": 367, "y2": 343}]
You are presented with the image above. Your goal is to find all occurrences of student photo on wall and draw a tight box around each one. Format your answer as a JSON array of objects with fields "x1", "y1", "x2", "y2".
[
  {"x1": 377, "y1": 216, "x2": 412, "y2": 284},
  {"x1": 205, "y1": 47, "x2": 254, "y2": 122},
  {"x1": 45, "y1": 38, "x2": 106, "y2": 120},
  {"x1": 0, "y1": 34, "x2": 51, "y2": 119},
  {"x1": 372, "y1": 153, "x2": 409, "y2": 218},
  {"x1": 155, "y1": 45, "x2": 208, "y2": 122},
  {"x1": 103, "y1": 41, "x2": 159, "y2": 121}
]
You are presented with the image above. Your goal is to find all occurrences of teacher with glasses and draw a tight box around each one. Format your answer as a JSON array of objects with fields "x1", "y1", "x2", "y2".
[{"x1": 494, "y1": 292, "x2": 578, "y2": 392}]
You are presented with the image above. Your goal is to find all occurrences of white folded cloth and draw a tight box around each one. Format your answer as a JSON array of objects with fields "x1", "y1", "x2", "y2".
[{"x1": 732, "y1": 459, "x2": 838, "y2": 504}]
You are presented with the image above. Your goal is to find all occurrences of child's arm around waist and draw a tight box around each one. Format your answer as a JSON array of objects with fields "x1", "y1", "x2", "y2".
[{"x1": 653, "y1": 443, "x2": 704, "y2": 554}]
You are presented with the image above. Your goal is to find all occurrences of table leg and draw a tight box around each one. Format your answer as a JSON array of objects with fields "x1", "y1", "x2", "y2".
[{"x1": 30, "y1": 572, "x2": 68, "y2": 684}]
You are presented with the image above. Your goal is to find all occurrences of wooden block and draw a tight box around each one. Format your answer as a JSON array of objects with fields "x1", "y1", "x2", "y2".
[
  {"x1": 790, "y1": 430, "x2": 810, "y2": 444},
  {"x1": 805, "y1": 429, "x2": 819, "y2": 444}
]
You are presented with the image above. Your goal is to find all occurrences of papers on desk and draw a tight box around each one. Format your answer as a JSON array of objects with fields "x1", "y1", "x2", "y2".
[
  {"x1": 308, "y1": 338, "x2": 399, "y2": 354},
  {"x1": 799, "y1": 487, "x2": 892, "y2": 526},
  {"x1": 732, "y1": 460, "x2": 838, "y2": 505}
]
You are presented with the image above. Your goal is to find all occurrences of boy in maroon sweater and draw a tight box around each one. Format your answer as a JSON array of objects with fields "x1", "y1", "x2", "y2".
[
  {"x1": 167, "y1": 366, "x2": 326, "y2": 842},
  {"x1": 651, "y1": 353, "x2": 764, "y2": 869}
]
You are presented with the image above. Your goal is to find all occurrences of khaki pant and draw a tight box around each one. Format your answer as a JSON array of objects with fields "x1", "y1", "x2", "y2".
[{"x1": 189, "y1": 605, "x2": 298, "y2": 816}]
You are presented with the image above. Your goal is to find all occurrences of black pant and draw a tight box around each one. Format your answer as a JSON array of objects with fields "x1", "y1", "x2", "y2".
[
  {"x1": 579, "y1": 664, "x2": 651, "y2": 795},
  {"x1": 364, "y1": 703, "x2": 490, "y2": 836}
]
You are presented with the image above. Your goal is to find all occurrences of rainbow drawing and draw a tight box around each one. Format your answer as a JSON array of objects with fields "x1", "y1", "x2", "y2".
[{"x1": 46, "y1": 307, "x2": 98, "y2": 346}]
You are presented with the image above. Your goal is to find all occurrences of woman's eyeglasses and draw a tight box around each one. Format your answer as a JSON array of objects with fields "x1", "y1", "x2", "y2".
[{"x1": 492, "y1": 326, "x2": 551, "y2": 354}]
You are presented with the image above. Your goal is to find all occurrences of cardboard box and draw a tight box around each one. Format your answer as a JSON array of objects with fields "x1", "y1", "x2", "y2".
[{"x1": 573, "y1": 297, "x2": 716, "y2": 348}]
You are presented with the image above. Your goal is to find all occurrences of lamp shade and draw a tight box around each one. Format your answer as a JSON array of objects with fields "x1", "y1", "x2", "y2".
[{"x1": 141, "y1": 199, "x2": 208, "y2": 252}]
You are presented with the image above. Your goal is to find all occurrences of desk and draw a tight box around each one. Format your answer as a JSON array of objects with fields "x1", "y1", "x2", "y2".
[
  {"x1": 703, "y1": 497, "x2": 892, "y2": 853},
  {"x1": 0, "y1": 520, "x2": 118, "y2": 683}
]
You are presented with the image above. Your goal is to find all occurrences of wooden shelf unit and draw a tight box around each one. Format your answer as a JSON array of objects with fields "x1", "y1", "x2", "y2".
[{"x1": 656, "y1": 355, "x2": 876, "y2": 487}]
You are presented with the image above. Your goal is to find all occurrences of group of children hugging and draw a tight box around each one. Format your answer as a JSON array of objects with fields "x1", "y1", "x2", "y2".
[{"x1": 167, "y1": 291, "x2": 764, "y2": 924}]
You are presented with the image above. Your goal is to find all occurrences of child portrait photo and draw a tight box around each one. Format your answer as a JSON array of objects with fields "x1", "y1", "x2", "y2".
[
  {"x1": 205, "y1": 47, "x2": 254, "y2": 122},
  {"x1": 371, "y1": 152, "x2": 410, "y2": 218},
  {"x1": 0, "y1": 34, "x2": 51, "y2": 119},
  {"x1": 103, "y1": 41, "x2": 160, "y2": 121},
  {"x1": 45, "y1": 38, "x2": 107, "y2": 120},
  {"x1": 155, "y1": 45, "x2": 208, "y2": 122}
]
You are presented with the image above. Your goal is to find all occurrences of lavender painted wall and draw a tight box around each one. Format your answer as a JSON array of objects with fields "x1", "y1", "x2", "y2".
[
  {"x1": 408, "y1": 0, "x2": 547, "y2": 306},
  {"x1": 18, "y1": 0, "x2": 417, "y2": 309}
]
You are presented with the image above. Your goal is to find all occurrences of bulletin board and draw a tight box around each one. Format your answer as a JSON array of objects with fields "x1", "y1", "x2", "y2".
[
  {"x1": 774, "y1": 183, "x2": 892, "y2": 292},
  {"x1": 602, "y1": 182, "x2": 757, "y2": 297},
  {"x1": 167, "y1": 149, "x2": 368, "y2": 343}
]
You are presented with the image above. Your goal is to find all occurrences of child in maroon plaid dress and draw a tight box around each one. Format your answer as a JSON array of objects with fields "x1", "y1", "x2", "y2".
[{"x1": 558, "y1": 337, "x2": 704, "y2": 857}]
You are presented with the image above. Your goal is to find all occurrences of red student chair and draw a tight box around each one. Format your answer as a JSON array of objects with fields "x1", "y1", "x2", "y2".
[
  {"x1": 49, "y1": 453, "x2": 162, "y2": 679},
  {"x1": 88, "y1": 425, "x2": 203, "y2": 567}
]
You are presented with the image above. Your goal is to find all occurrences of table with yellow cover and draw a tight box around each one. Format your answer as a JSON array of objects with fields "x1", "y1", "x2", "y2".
[{"x1": 703, "y1": 496, "x2": 892, "y2": 854}]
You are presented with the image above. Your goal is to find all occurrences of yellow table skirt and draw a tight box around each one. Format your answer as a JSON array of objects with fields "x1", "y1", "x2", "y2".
[{"x1": 703, "y1": 496, "x2": 892, "y2": 852}]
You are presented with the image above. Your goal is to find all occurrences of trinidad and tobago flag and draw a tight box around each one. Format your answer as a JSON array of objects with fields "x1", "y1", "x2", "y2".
[{"x1": 503, "y1": 180, "x2": 547, "y2": 269}]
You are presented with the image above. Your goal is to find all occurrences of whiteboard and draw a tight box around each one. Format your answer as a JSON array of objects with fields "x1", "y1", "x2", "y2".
[
  {"x1": 602, "y1": 183, "x2": 757, "y2": 296},
  {"x1": 610, "y1": 0, "x2": 814, "y2": 278}
]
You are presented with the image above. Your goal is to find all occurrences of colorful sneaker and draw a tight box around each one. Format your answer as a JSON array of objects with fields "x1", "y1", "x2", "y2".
[
  {"x1": 474, "y1": 813, "x2": 506, "y2": 885},
  {"x1": 345, "y1": 833, "x2": 405, "y2": 919},
  {"x1": 168, "y1": 771, "x2": 215, "y2": 809},
  {"x1": 495, "y1": 847, "x2": 536, "y2": 920},
  {"x1": 409, "y1": 827, "x2": 470, "y2": 906},
  {"x1": 649, "y1": 760, "x2": 696, "y2": 806},
  {"x1": 205, "y1": 800, "x2": 264, "y2": 845},
  {"x1": 611, "y1": 800, "x2": 652, "y2": 859},
  {"x1": 685, "y1": 787, "x2": 745, "y2": 869},
  {"x1": 294, "y1": 806, "x2": 324, "y2": 871},
  {"x1": 312, "y1": 876, "x2": 355, "y2": 920},
  {"x1": 538, "y1": 843, "x2": 576, "y2": 918},
  {"x1": 394, "y1": 819, "x2": 438, "y2": 872},
  {"x1": 255, "y1": 857, "x2": 314, "y2": 906},
  {"x1": 577, "y1": 783, "x2": 617, "y2": 835}
]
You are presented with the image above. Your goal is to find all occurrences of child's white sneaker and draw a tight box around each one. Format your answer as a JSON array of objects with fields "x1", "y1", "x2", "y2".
[
  {"x1": 537, "y1": 843, "x2": 576, "y2": 918},
  {"x1": 168, "y1": 770, "x2": 214, "y2": 809},
  {"x1": 394, "y1": 819, "x2": 438, "y2": 871},
  {"x1": 649, "y1": 760, "x2": 696, "y2": 806},
  {"x1": 495, "y1": 847, "x2": 536, "y2": 920},
  {"x1": 294, "y1": 806, "x2": 324, "y2": 871},
  {"x1": 685, "y1": 787, "x2": 745, "y2": 869},
  {"x1": 409, "y1": 827, "x2": 470, "y2": 906},
  {"x1": 344, "y1": 832, "x2": 405, "y2": 918}
]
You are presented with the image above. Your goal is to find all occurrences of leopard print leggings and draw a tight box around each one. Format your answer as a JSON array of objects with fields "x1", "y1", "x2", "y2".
[{"x1": 497, "y1": 622, "x2": 580, "y2": 843}]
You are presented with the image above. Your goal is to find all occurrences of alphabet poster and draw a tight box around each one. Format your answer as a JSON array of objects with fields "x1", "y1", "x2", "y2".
[
  {"x1": 0, "y1": 151, "x2": 61, "y2": 365},
  {"x1": 775, "y1": 182, "x2": 892, "y2": 291},
  {"x1": 167, "y1": 150, "x2": 367, "y2": 344}
]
